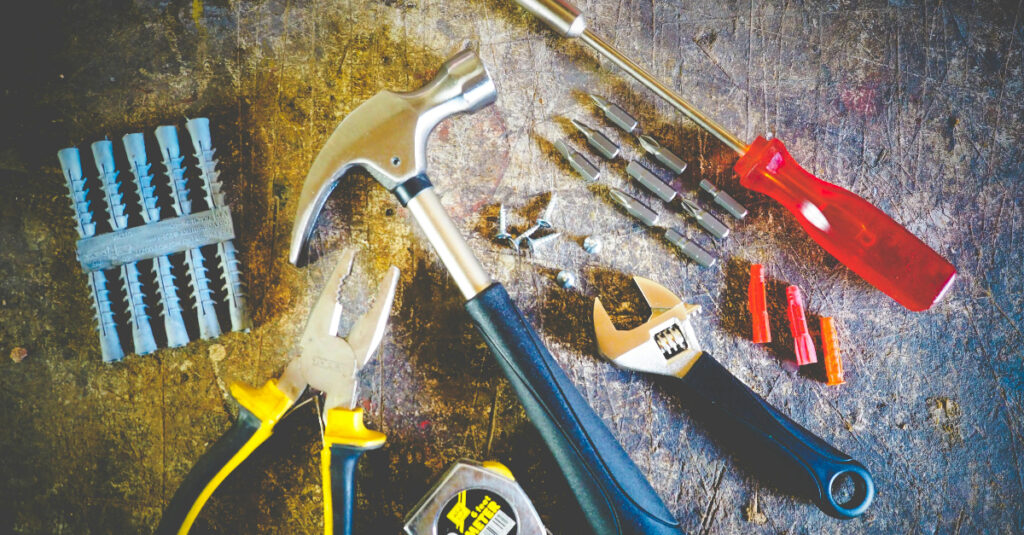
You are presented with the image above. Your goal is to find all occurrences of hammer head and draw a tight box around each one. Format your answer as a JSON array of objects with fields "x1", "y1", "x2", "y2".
[{"x1": 290, "y1": 49, "x2": 497, "y2": 266}]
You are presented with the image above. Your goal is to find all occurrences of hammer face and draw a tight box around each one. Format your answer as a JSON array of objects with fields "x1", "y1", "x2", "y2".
[{"x1": 289, "y1": 49, "x2": 496, "y2": 266}]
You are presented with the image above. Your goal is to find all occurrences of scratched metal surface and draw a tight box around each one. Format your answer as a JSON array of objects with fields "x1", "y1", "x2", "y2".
[{"x1": 0, "y1": 0, "x2": 1022, "y2": 533}]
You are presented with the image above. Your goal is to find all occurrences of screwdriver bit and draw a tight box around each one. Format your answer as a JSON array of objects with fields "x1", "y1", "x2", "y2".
[
  {"x1": 609, "y1": 188, "x2": 717, "y2": 267},
  {"x1": 609, "y1": 187, "x2": 659, "y2": 227},
  {"x1": 626, "y1": 161, "x2": 677, "y2": 203},
  {"x1": 589, "y1": 94, "x2": 638, "y2": 133},
  {"x1": 554, "y1": 139, "x2": 600, "y2": 183},
  {"x1": 570, "y1": 118, "x2": 619, "y2": 159},
  {"x1": 699, "y1": 179, "x2": 748, "y2": 220},
  {"x1": 627, "y1": 161, "x2": 730, "y2": 240},
  {"x1": 637, "y1": 134, "x2": 687, "y2": 175},
  {"x1": 664, "y1": 228, "x2": 716, "y2": 268},
  {"x1": 678, "y1": 198, "x2": 730, "y2": 240}
]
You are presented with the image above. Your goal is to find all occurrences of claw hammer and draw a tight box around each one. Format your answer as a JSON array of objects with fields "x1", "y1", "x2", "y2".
[{"x1": 290, "y1": 50, "x2": 683, "y2": 535}]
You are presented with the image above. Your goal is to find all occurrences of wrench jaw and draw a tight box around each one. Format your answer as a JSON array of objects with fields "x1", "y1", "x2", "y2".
[
  {"x1": 633, "y1": 276, "x2": 684, "y2": 312},
  {"x1": 593, "y1": 278, "x2": 704, "y2": 378}
]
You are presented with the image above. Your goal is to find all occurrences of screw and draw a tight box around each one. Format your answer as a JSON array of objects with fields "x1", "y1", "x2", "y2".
[
  {"x1": 583, "y1": 236, "x2": 602, "y2": 254},
  {"x1": 512, "y1": 223, "x2": 542, "y2": 250},
  {"x1": 495, "y1": 203, "x2": 512, "y2": 241},
  {"x1": 556, "y1": 271, "x2": 576, "y2": 289},
  {"x1": 526, "y1": 232, "x2": 561, "y2": 253},
  {"x1": 537, "y1": 194, "x2": 558, "y2": 229}
]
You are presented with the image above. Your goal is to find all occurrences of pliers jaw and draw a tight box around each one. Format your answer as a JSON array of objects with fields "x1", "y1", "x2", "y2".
[
  {"x1": 593, "y1": 277, "x2": 703, "y2": 378},
  {"x1": 279, "y1": 247, "x2": 400, "y2": 414}
]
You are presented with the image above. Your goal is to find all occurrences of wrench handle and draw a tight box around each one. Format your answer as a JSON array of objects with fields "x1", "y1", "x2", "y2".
[
  {"x1": 466, "y1": 283, "x2": 683, "y2": 535},
  {"x1": 678, "y1": 353, "x2": 874, "y2": 518}
]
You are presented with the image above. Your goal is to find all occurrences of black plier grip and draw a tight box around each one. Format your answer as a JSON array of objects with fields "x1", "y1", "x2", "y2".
[{"x1": 321, "y1": 408, "x2": 386, "y2": 535}]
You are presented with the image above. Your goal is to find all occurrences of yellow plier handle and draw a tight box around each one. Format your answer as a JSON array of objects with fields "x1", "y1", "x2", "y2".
[
  {"x1": 321, "y1": 407, "x2": 386, "y2": 535},
  {"x1": 155, "y1": 380, "x2": 293, "y2": 535}
]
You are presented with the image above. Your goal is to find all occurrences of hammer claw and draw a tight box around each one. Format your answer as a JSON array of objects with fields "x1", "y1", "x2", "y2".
[{"x1": 289, "y1": 50, "x2": 497, "y2": 266}]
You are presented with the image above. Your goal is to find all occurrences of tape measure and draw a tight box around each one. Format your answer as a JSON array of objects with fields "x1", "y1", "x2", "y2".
[{"x1": 404, "y1": 459, "x2": 547, "y2": 535}]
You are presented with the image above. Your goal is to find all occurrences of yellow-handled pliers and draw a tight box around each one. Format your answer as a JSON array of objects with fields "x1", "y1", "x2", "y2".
[{"x1": 156, "y1": 248, "x2": 399, "y2": 535}]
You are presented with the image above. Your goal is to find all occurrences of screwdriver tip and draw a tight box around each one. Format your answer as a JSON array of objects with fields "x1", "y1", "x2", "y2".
[
  {"x1": 609, "y1": 188, "x2": 659, "y2": 227},
  {"x1": 589, "y1": 94, "x2": 609, "y2": 108},
  {"x1": 553, "y1": 139, "x2": 571, "y2": 159},
  {"x1": 636, "y1": 134, "x2": 658, "y2": 152},
  {"x1": 608, "y1": 187, "x2": 631, "y2": 206}
]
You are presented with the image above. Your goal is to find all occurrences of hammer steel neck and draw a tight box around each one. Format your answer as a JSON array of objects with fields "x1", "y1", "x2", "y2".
[{"x1": 405, "y1": 187, "x2": 493, "y2": 300}]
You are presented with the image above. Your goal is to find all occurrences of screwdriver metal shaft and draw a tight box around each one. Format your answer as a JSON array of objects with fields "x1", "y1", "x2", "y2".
[
  {"x1": 514, "y1": 0, "x2": 745, "y2": 152},
  {"x1": 579, "y1": 30, "x2": 747, "y2": 153}
]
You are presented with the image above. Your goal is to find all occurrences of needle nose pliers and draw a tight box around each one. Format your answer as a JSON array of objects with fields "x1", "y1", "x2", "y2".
[{"x1": 157, "y1": 247, "x2": 399, "y2": 535}]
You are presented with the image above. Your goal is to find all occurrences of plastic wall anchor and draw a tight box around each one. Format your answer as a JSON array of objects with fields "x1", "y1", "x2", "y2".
[
  {"x1": 786, "y1": 285, "x2": 817, "y2": 366},
  {"x1": 218, "y1": 240, "x2": 251, "y2": 332},
  {"x1": 60, "y1": 147, "x2": 124, "y2": 361},
  {"x1": 154, "y1": 255, "x2": 191, "y2": 347},
  {"x1": 57, "y1": 148, "x2": 96, "y2": 238},
  {"x1": 89, "y1": 270, "x2": 125, "y2": 362},
  {"x1": 122, "y1": 133, "x2": 162, "y2": 223},
  {"x1": 91, "y1": 140, "x2": 129, "y2": 231},
  {"x1": 748, "y1": 264, "x2": 771, "y2": 343},
  {"x1": 155, "y1": 125, "x2": 192, "y2": 216},
  {"x1": 185, "y1": 118, "x2": 221, "y2": 209},
  {"x1": 187, "y1": 118, "x2": 251, "y2": 332},
  {"x1": 821, "y1": 317, "x2": 845, "y2": 386},
  {"x1": 186, "y1": 246, "x2": 223, "y2": 339},
  {"x1": 122, "y1": 262, "x2": 158, "y2": 355},
  {"x1": 123, "y1": 132, "x2": 191, "y2": 347}
]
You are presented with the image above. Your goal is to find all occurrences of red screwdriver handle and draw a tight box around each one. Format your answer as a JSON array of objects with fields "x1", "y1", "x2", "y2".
[{"x1": 734, "y1": 136, "x2": 956, "y2": 311}]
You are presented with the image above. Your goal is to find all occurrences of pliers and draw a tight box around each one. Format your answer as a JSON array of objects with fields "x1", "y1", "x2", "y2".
[{"x1": 156, "y1": 248, "x2": 399, "y2": 535}]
